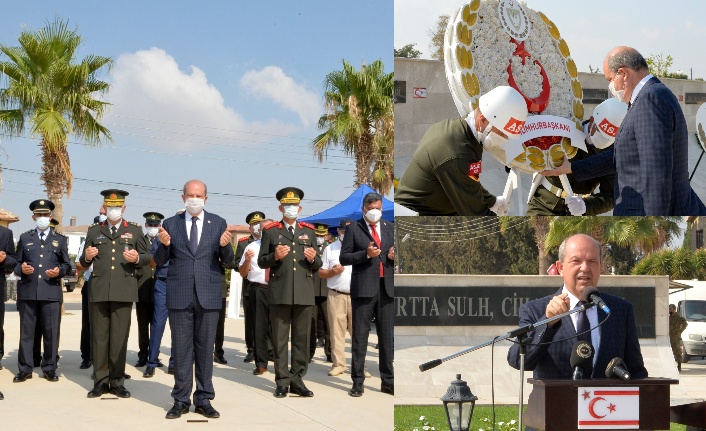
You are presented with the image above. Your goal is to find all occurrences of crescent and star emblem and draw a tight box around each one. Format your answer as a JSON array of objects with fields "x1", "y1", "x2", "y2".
[{"x1": 588, "y1": 396, "x2": 618, "y2": 418}]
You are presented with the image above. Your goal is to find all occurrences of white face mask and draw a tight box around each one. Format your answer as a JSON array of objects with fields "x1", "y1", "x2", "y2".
[
  {"x1": 252, "y1": 224, "x2": 261, "y2": 235},
  {"x1": 282, "y1": 205, "x2": 299, "y2": 219},
  {"x1": 316, "y1": 236, "x2": 325, "y2": 245},
  {"x1": 146, "y1": 227, "x2": 159, "y2": 237},
  {"x1": 483, "y1": 131, "x2": 509, "y2": 148},
  {"x1": 36, "y1": 217, "x2": 50, "y2": 230},
  {"x1": 98, "y1": 214, "x2": 107, "y2": 223},
  {"x1": 185, "y1": 197, "x2": 205, "y2": 215},
  {"x1": 364, "y1": 208, "x2": 382, "y2": 223},
  {"x1": 608, "y1": 80, "x2": 625, "y2": 103},
  {"x1": 107, "y1": 207, "x2": 123, "y2": 222}
]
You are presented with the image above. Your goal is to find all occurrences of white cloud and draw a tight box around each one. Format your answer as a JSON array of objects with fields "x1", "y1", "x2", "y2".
[
  {"x1": 239, "y1": 66, "x2": 321, "y2": 128},
  {"x1": 104, "y1": 48, "x2": 303, "y2": 152}
]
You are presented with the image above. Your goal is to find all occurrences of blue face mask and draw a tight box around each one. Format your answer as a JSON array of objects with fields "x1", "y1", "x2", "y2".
[{"x1": 36, "y1": 217, "x2": 50, "y2": 230}]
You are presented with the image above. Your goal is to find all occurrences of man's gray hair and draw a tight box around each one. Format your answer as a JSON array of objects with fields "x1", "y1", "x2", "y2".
[
  {"x1": 557, "y1": 234, "x2": 602, "y2": 262},
  {"x1": 363, "y1": 192, "x2": 383, "y2": 205},
  {"x1": 182, "y1": 179, "x2": 208, "y2": 196},
  {"x1": 607, "y1": 48, "x2": 648, "y2": 73}
]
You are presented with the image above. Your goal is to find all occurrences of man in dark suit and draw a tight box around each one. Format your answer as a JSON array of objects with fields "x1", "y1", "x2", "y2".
[
  {"x1": 542, "y1": 46, "x2": 706, "y2": 215},
  {"x1": 80, "y1": 189, "x2": 151, "y2": 398},
  {"x1": 310, "y1": 223, "x2": 331, "y2": 362},
  {"x1": 13, "y1": 199, "x2": 71, "y2": 383},
  {"x1": 258, "y1": 187, "x2": 321, "y2": 398},
  {"x1": 340, "y1": 192, "x2": 394, "y2": 397},
  {"x1": 134, "y1": 212, "x2": 162, "y2": 367},
  {"x1": 154, "y1": 179, "x2": 234, "y2": 419},
  {"x1": 507, "y1": 233, "x2": 648, "y2": 380},
  {"x1": 0, "y1": 221, "x2": 16, "y2": 399}
]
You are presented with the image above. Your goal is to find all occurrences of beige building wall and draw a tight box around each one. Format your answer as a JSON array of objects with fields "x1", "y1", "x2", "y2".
[{"x1": 394, "y1": 274, "x2": 684, "y2": 406}]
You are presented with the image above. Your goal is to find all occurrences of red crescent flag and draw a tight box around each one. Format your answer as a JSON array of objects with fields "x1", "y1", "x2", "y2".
[{"x1": 577, "y1": 387, "x2": 639, "y2": 429}]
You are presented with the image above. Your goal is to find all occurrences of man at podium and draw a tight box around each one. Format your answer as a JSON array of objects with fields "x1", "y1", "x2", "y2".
[{"x1": 507, "y1": 234, "x2": 647, "y2": 380}]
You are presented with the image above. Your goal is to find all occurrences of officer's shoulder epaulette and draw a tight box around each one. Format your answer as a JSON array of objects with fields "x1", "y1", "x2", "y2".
[
  {"x1": 238, "y1": 236, "x2": 250, "y2": 243},
  {"x1": 129, "y1": 221, "x2": 141, "y2": 228},
  {"x1": 265, "y1": 221, "x2": 282, "y2": 230},
  {"x1": 23, "y1": 229, "x2": 34, "y2": 235},
  {"x1": 298, "y1": 221, "x2": 315, "y2": 230},
  {"x1": 54, "y1": 232, "x2": 68, "y2": 238},
  {"x1": 88, "y1": 222, "x2": 100, "y2": 228}
]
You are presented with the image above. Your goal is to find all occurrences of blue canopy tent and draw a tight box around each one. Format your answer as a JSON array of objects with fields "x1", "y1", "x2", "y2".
[{"x1": 301, "y1": 185, "x2": 394, "y2": 231}]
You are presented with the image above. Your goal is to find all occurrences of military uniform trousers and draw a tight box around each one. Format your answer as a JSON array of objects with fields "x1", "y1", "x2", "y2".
[
  {"x1": 351, "y1": 279, "x2": 394, "y2": 386},
  {"x1": 90, "y1": 301, "x2": 133, "y2": 387},
  {"x1": 270, "y1": 303, "x2": 311, "y2": 389},
  {"x1": 146, "y1": 278, "x2": 169, "y2": 368},
  {"x1": 33, "y1": 301, "x2": 62, "y2": 366},
  {"x1": 214, "y1": 297, "x2": 227, "y2": 357},
  {"x1": 253, "y1": 283, "x2": 272, "y2": 368},
  {"x1": 80, "y1": 279, "x2": 91, "y2": 362},
  {"x1": 168, "y1": 292, "x2": 219, "y2": 407},
  {"x1": 327, "y1": 289, "x2": 353, "y2": 369},
  {"x1": 309, "y1": 296, "x2": 330, "y2": 361},
  {"x1": 135, "y1": 301, "x2": 154, "y2": 362},
  {"x1": 18, "y1": 299, "x2": 60, "y2": 373},
  {"x1": 243, "y1": 283, "x2": 255, "y2": 356}
]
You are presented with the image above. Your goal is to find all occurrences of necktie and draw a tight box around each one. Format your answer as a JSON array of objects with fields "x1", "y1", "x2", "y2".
[
  {"x1": 576, "y1": 301, "x2": 591, "y2": 344},
  {"x1": 370, "y1": 224, "x2": 383, "y2": 277},
  {"x1": 40, "y1": 232, "x2": 46, "y2": 244},
  {"x1": 111, "y1": 226, "x2": 117, "y2": 237},
  {"x1": 190, "y1": 217, "x2": 199, "y2": 252},
  {"x1": 288, "y1": 226, "x2": 294, "y2": 237}
]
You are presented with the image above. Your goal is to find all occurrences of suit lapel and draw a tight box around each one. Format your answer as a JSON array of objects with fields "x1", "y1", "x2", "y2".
[
  {"x1": 280, "y1": 220, "x2": 294, "y2": 241},
  {"x1": 176, "y1": 212, "x2": 192, "y2": 254},
  {"x1": 199, "y1": 211, "x2": 213, "y2": 254},
  {"x1": 358, "y1": 218, "x2": 374, "y2": 243},
  {"x1": 100, "y1": 223, "x2": 113, "y2": 240}
]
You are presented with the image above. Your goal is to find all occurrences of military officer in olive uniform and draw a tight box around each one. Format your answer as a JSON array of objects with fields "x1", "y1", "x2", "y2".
[
  {"x1": 232, "y1": 211, "x2": 265, "y2": 363},
  {"x1": 13, "y1": 199, "x2": 70, "y2": 383},
  {"x1": 134, "y1": 212, "x2": 162, "y2": 367},
  {"x1": 80, "y1": 189, "x2": 151, "y2": 398},
  {"x1": 258, "y1": 188, "x2": 322, "y2": 398},
  {"x1": 309, "y1": 223, "x2": 331, "y2": 362},
  {"x1": 395, "y1": 86, "x2": 528, "y2": 216},
  {"x1": 669, "y1": 304, "x2": 688, "y2": 371}
]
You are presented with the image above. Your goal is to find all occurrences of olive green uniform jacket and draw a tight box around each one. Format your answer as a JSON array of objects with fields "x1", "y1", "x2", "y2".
[{"x1": 396, "y1": 117, "x2": 496, "y2": 215}]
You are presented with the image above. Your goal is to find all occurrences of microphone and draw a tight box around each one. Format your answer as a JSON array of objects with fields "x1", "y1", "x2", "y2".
[
  {"x1": 570, "y1": 340, "x2": 594, "y2": 380},
  {"x1": 605, "y1": 357, "x2": 631, "y2": 380},
  {"x1": 583, "y1": 286, "x2": 610, "y2": 313}
]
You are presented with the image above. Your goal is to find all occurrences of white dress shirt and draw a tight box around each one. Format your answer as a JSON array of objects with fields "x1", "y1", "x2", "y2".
[
  {"x1": 320, "y1": 241, "x2": 351, "y2": 292},
  {"x1": 562, "y1": 286, "x2": 602, "y2": 364},
  {"x1": 239, "y1": 240, "x2": 266, "y2": 284},
  {"x1": 185, "y1": 211, "x2": 204, "y2": 245},
  {"x1": 629, "y1": 73, "x2": 654, "y2": 105}
]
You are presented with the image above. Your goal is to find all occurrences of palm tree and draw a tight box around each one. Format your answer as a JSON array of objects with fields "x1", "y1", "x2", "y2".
[
  {"x1": 0, "y1": 18, "x2": 112, "y2": 224},
  {"x1": 312, "y1": 59, "x2": 394, "y2": 194}
]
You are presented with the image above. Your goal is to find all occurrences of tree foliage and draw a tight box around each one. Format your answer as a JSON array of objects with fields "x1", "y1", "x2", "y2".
[
  {"x1": 632, "y1": 248, "x2": 706, "y2": 280},
  {"x1": 0, "y1": 17, "x2": 112, "y2": 224},
  {"x1": 428, "y1": 15, "x2": 449, "y2": 61},
  {"x1": 646, "y1": 53, "x2": 688, "y2": 79},
  {"x1": 394, "y1": 43, "x2": 422, "y2": 59},
  {"x1": 312, "y1": 60, "x2": 394, "y2": 194}
]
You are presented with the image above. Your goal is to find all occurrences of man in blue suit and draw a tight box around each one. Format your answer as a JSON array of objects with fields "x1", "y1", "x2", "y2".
[
  {"x1": 542, "y1": 46, "x2": 706, "y2": 215},
  {"x1": 507, "y1": 234, "x2": 647, "y2": 380},
  {"x1": 154, "y1": 179, "x2": 234, "y2": 419}
]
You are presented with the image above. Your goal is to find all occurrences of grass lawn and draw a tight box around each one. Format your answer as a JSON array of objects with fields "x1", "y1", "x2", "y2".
[{"x1": 394, "y1": 405, "x2": 687, "y2": 431}]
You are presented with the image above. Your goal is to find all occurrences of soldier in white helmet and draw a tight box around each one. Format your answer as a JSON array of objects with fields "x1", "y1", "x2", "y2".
[
  {"x1": 527, "y1": 98, "x2": 627, "y2": 216},
  {"x1": 396, "y1": 86, "x2": 528, "y2": 215}
]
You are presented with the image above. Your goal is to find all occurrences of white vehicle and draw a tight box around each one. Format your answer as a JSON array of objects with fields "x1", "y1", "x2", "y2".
[{"x1": 670, "y1": 280, "x2": 706, "y2": 363}]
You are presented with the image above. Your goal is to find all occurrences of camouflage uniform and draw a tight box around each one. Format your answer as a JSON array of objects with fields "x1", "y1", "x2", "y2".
[{"x1": 669, "y1": 311, "x2": 688, "y2": 365}]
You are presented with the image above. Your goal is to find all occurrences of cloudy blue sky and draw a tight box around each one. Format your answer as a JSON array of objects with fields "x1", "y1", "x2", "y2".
[
  {"x1": 395, "y1": 0, "x2": 706, "y2": 79},
  {"x1": 0, "y1": 0, "x2": 392, "y2": 234}
]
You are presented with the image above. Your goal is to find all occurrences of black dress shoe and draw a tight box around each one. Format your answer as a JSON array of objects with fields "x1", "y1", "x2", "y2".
[
  {"x1": 167, "y1": 366, "x2": 174, "y2": 375},
  {"x1": 0, "y1": 360, "x2": 3, "y2": 370},
  {"x1": 13, "y1": 371, "x2": 32, "y2": 383},
  {"x1": 243, "y1": 353, "x2": 254, "y2": 363},
  {"x1": 123, "y1": 373, "x2": 131, "y2": 380},
  {"x1": 143, "y1": 366, "x2": 155, "y2": 378},
  {"x1": 135, "y1": 359, "x2": 147, "y2": 367},
  {"x1": 79, "y1": 360, "x2": 92, "y2": 369},
  {"x1": 274, "y1": 385, "x2": 289, "y2": 398},
  {"x1": 213, "y1": 354, "x2": 227, "y2": 365},
  {"x1": 290, "y1": 386, "x2": 314, "y2": 397},
  {"x1": 349, "y1": 383, "x2": 364, "y2": 397},
  {"x1": 156, "y1": 359, "x2": 164, "y2": 367},
  {"x1": 109, "y1": 385, "x2": 131, "y2": 398},
  {"x1": 43, "y1": 371, "x2": 59, "y2": 382},
  {"x1": 0, "y1": 390, "x2": 3, "y2": 400},
  {"x1": 166, "y1": 401, "x2": 189, "y2": 419},
  {"x1": 195, "y1": 404, "x2": 220, "y2": 418},
  {"x1": 252, "y1": 366, "x2": 267, "y2": 375},
  {"x1": 87, "y1": 383, "x2": 108, "y2": 398},
  {"x1": 381, "y1": 382, "x2": 394, "y2": 395}
]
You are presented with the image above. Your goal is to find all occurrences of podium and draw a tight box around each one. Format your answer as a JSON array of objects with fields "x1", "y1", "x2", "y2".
[{"x1": 524, "y1": 378, "x2": 678, "y2": 431}]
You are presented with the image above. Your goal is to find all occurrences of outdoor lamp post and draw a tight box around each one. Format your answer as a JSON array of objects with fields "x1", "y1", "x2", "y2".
[{"x1": 440, "y1": 374, "x2": 477, "y2": 431}]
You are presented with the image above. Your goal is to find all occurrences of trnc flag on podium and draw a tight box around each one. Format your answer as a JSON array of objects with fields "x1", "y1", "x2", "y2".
[{"x1": 577, "y1": 387, "x2": 640, "y2": 429}]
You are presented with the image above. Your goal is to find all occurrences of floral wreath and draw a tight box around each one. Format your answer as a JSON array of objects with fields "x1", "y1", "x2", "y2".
[{"x1": 444, "y1": 0, "x2": 584, "y2": 174}]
